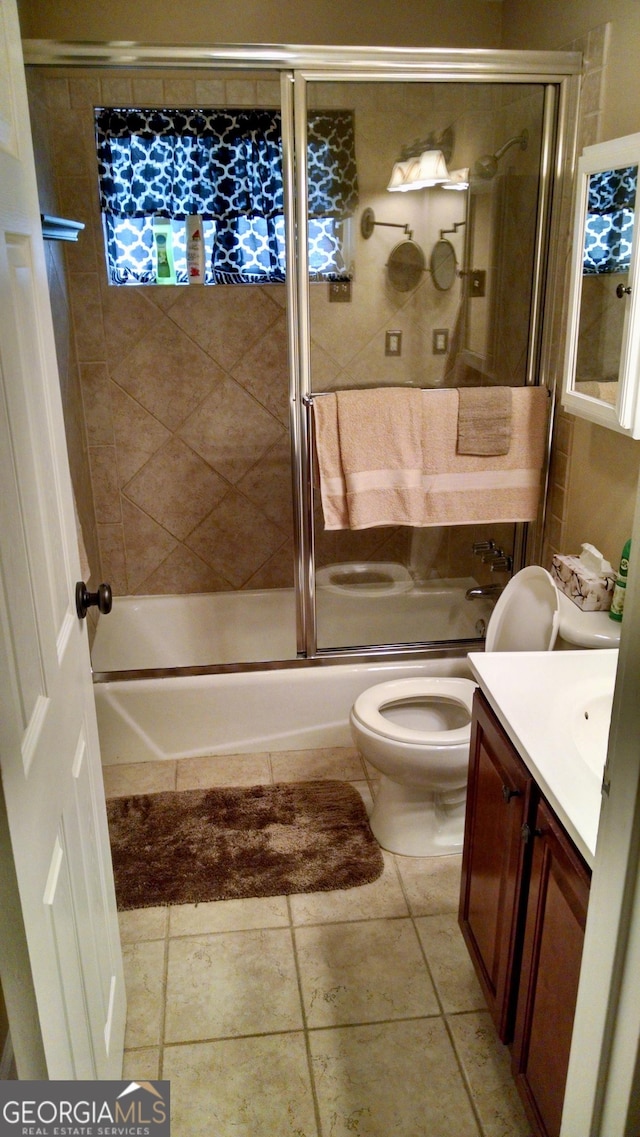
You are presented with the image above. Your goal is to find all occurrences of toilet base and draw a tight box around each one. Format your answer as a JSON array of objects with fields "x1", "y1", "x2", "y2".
[{"x1": 368, "y1": 775, "x2": 466, "y2": 857}]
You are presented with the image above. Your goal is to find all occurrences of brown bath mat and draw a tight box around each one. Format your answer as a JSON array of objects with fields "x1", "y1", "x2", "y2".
[{"x1": 107, "y1": 780, "x2": 384, "y2": 910}]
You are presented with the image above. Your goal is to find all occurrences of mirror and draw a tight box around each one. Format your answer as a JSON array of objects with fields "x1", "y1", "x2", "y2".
[
  {"x1": 430, "y1": 238, "x2": 457, "y2": 291},
  {"x1": 562, "y1": 133, "x2": 640, "y2": 437},
  {"x1": 387, "y1": 240, "x2": 426, "y2": 292}
]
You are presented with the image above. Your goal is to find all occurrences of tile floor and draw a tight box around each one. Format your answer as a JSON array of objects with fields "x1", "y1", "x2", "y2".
[{"x1": 103, "y1": 746, "x2": 532, "y2": 1137}]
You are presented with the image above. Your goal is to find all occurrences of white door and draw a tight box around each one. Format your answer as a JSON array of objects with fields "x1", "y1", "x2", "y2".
[{"x1": 0, "y1": 0, "x2": 125, "y2": 1078}]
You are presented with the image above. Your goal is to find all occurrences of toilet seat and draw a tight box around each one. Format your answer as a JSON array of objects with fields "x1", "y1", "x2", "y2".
[
  {"x1": 351, "y1": 677, "x2": 475, "y2": 746},
  {"x1": 485, "y1": 565, "x2": 560, "y2": 652}
]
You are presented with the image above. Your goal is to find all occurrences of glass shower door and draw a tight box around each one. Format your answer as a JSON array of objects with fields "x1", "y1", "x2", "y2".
[{"x1": 301, "y1": 78, "x2": 550, "y2": 652}]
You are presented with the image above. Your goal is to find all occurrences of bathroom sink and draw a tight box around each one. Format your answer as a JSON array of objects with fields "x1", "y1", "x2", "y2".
[
  {"x1": 468, "y1": 648, "x2": 619, "y2": 864},
  {"x1": 569, "y1": 686, "x2": 615, "y2": 778}
]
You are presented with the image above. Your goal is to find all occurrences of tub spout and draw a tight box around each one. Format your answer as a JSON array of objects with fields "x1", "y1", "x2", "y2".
[{"x1": 465, "y1": 584, "x2": 504, "y2": 600}]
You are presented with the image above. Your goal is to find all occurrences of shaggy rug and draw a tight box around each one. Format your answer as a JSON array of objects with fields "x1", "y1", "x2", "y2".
[{"x1": 107, "y1": 780, "x2": 384, "y2": 910}]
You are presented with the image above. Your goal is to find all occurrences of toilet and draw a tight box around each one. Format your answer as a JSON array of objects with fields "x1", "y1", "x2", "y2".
[{"x1": 350, "y1": 566, "x2": 565, "y2": 857}]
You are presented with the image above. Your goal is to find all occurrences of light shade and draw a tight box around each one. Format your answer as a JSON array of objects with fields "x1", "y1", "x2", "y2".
[
  {"x1": 387, "y1": 149, "x2": 450, "y2": 192},
  {"x1": 442, "y1": 168, "x2": 470, "y2": 191}
]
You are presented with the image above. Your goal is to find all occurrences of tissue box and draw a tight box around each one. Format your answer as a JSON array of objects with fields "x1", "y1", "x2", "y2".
[{"x1": 551, "y1": 554, "x2": 615, "y2": 611}]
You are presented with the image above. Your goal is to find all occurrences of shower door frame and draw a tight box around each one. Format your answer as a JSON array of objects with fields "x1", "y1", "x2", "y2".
[
  {"x1": 288, "y1": 57, "x2": 580, "y2": 660},
  {"x1": 22, "y1": 40, "x2": 581, "y2": 670}
]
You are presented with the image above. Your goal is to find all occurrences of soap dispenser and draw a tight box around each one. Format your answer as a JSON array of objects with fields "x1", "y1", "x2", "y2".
[{"x1": 610, "y1": 539, "x2": 631, "y2": 622}]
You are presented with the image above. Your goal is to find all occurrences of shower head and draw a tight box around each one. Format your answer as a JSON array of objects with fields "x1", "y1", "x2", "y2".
[{"x1": 474, "y1": 128, "x2": 529, "y2": 180}]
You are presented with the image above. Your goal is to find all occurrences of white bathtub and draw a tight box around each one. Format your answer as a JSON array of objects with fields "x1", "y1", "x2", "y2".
[
  {"x1": 95, "y1": 657, "x2": 476, "y2": 764},
  {"x1": 93, "y1": 583, "x2": 488, "y2": 765},
  {"x1": 91, "y1": 579, "x2": 489, "y2": 672}
]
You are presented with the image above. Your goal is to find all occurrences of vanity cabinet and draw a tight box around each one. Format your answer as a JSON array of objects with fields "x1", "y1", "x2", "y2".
[
  {"x1": 459, "y1": 688, "x2": 536, "y2": 1043},
  {"x1": 459, "y1": 689, "x2": 591, "y2": 1137}
]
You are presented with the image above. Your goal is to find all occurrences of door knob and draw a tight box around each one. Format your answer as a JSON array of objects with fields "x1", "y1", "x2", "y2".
[{"x1": 75, "y1": 581, "x2": 112, "y2": 620}]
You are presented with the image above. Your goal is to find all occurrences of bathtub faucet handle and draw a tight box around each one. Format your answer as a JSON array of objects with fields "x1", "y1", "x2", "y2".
[
  {"x1": 490, "y1": 555, "x2": 513, "y2": 573},
  {"x1": 75, "y1": 580, "x2": 112, "y2": 620}
]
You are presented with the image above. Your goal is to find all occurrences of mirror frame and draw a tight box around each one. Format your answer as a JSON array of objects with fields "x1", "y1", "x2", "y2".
[{"x1": 562, "y1": 132, "x2": 640, "y2": 438}]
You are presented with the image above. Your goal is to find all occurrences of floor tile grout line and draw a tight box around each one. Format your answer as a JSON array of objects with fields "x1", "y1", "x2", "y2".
[
  {"x1": 157, "y1": 905, "x2": 171, "y2": 1080},
  {"x1": 156, "y1": 1011, "x2": 454, "y2": 1049},
  {"x1": 441, "y1": 1011, "x2": 486, "y2": 1137},
  {"x1": 287, "y1": 894, "x2": 325, "y2": 1137},
  {"x1": 401, "y1": 873, "x2": 487, "y2": 1137}
]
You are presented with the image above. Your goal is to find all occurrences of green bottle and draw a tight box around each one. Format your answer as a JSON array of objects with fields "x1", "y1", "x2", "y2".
[{"x1": 610, "y1": 538, "x2": 631, "y2": 622}]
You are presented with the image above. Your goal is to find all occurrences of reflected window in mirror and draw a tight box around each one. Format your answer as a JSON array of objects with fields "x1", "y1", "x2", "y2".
[{"x1": 562, "y1": 134, "x2": 640, "y2": 437}]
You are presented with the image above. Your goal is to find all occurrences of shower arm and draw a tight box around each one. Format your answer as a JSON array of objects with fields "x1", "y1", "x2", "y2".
[{"x1": 493, "y1": 131, "x2": 528, "y2": 162}]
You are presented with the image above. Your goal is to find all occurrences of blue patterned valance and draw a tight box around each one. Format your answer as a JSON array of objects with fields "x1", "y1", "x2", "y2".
[
  {"x1": 583, "y1": 165, "x2": 637, "y2": 275},
  {"x1": 95, "y1": 106, "x2": 358, "y2": 285}
]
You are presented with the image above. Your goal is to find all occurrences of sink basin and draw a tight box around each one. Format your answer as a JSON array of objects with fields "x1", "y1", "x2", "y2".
[
  {"x1": 570, "y1": 686, "x2": 614, "y2": 778},
  {"x1": 468, "y1": 648, "x2": 619, "y2": 864}
]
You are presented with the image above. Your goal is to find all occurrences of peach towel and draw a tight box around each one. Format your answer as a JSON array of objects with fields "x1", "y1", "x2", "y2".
[
  {"x1": 314, "y1": 388, "x2": 424, "y2": 529},
  {"x1": 421, "y1": 385, "x2": 548, "y2": 525},
  {"x1": 314, "y1": 385, "x2": 548, "y2": 529}
]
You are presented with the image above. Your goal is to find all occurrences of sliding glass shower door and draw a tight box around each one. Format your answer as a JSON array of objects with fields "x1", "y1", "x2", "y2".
[{"x1": 296, "y1": 77, "x2": 554, "y2": 653}]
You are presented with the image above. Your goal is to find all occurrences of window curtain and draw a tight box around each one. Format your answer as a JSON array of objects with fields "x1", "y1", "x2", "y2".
[
  {"x1": 95, "y1": 107, "x2": 358, "y2": 284},
  {"x1": 583, "y1": 165, "x2": 637, "y2": 275}
]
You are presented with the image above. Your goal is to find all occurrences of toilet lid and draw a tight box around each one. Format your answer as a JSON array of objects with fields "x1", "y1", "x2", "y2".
[
  {"x1": 351, "y1": 677, "x2": 476, "y2": 745},
  {"x1": 485, "y1": 565, "x2": 559, "y2": 653}
]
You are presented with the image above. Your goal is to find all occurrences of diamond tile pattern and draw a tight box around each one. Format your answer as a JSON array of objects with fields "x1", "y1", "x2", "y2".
[
  {"x1": 37, "y1": 68, "x2": 543, "y2": 597},
  {"x1": 178, "y1": 375, "x2": 284, "y2": 483},
  {"x1": 124, "y1": 438, "x2": 229, "y2": 542}
]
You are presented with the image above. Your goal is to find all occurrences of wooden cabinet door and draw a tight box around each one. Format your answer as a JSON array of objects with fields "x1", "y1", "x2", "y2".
[
  {"x1": 512, "y1": 797, "x2": 591, "y2": 1137},
  {"x1": 459, "y1": 690, "x2": 536, "y2": 1042}
]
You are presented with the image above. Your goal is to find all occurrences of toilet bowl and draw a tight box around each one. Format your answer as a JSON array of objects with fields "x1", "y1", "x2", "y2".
[
  {"x1": 316, "y1": 562, "x2": 413, "y2": 595},
  {"x1": 350, "y1": 566, "x2": 562, "y2": 857}
]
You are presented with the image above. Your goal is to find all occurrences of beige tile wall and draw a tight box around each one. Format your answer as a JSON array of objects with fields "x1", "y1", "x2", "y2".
[
  {"x1": 541, "y1": 23, "x2": 609, "y2": 570},
  {"x1": 30, "y1": 66, "x2": 547, "y2": 596}
]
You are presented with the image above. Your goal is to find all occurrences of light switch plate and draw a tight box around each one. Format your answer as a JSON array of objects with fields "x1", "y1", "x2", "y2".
[{"x1": 385, "y1": 330, "x2": 402, "y2": 356}]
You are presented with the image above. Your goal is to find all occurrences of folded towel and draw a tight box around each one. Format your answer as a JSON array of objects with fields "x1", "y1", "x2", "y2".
[
  {"x1": 313, "y1": 393, "x2": 349, "y2": 529},
  {"x1": 314, "y1": 385, "x2": 548, "y2": 530},
  {"x1": 457, "y1": 386, "x2": 512, "y2": 455},
  {"x1": 337, "y1": 387, "x2": 424, "y2": 529},
  {"x1": 422, "y1": 385, "x2": 548, "y2": 525},
  {"x1": 313, "y1": 388, "x2": 424, "y2": 530}
]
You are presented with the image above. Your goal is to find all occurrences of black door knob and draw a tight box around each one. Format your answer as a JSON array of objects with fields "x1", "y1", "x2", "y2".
[{"x1": 75, "y1": 581, "x2": 112, "y2": 620}]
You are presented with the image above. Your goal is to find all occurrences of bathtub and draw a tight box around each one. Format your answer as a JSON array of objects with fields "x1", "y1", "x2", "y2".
[{"x1": 93, "y1": 581, "x2": 489, "y2": 765}]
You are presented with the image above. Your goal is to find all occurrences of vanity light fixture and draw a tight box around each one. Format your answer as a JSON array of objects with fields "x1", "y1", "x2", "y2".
[
  {"x1": 387, "y1": 149, "x2": 450, "y2": 192},
  {"x1": 441, "y1": 167, "x2": 470, "y2": 191}
]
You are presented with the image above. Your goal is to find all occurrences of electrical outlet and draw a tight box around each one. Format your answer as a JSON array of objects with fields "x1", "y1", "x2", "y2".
[
  {"x1": 329, "y1": 281, "x2": 352, "y2": 302},
  {"x1": 385, "y1": 330, "x2": 402, "y2": 357},
  {"x1": 433, "y1": 328, "x2": 449, "y2": 355}
]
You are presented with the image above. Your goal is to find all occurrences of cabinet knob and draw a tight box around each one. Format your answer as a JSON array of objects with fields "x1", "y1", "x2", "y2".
[
  {"x1": 521, "y1": 823, "x2": 543, "y2": 843},
  {"x1": 502, "y1": 784, "x2": 522, "y2": 803},
  {"x1": 616, "y1": 283, "x2": 632, "y2": 298}
]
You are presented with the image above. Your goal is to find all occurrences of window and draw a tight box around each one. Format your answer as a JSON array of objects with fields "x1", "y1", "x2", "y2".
[
  {"x1": 95, "y1": 106, "x2": 358, "y2": 285},
  {"x1": 583, "y1": 165, "x2": 637, "y2": 275}
]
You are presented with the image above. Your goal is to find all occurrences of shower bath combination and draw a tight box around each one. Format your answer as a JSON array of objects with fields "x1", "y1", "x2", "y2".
[{"x1": 23, "y1": 43, "x2": 581, "y2": 702}]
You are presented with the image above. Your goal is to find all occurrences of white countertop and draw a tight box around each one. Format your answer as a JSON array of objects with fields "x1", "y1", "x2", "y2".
[{"x1": 468, "y1": 648, "x2": 619, "y2": 867}]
